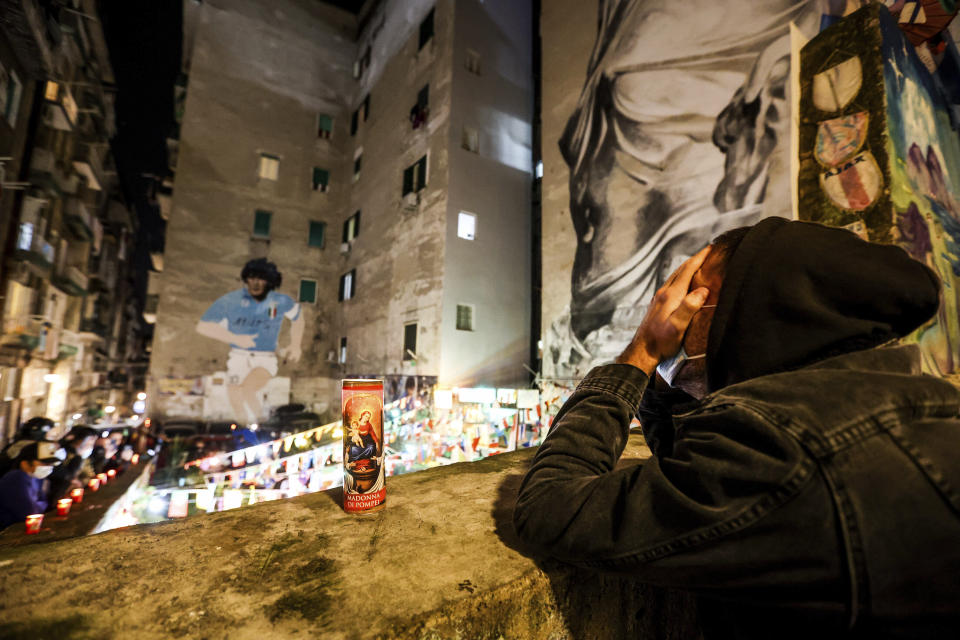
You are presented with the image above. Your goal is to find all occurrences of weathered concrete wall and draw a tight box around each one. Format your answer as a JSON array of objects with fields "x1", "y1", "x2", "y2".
[
  {"x1": 440, "y1": 0, "x2": 533, "y2": 388},
  {"x1": 149, "y1": 0, "x2": 357, "y2": 419},
  {"x1": 540, "y1": 0, "x2": 822, "y2": 380},
  {"x1": 0, "y1": 434, "x2": 703, "y2": 639},
  {"x1": 336, "y1": 0, "x2": 452, "y2": 382}
]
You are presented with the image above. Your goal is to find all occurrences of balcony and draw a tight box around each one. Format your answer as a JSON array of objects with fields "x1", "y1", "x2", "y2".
[
  {"x1": 73, "y1": 144, "x2": 104, "y2": 191},
  {"x1": 41, "y1": 81, "x2": 77, "y2": 131},
  {"x1": 13, "y1": 223, "x2": 55, "y2": 272},
  {"x1": 52, "y1": 265, "x2": 89, "y2": 297},
  {"x1": 0, "y1": 315, "x2": 44, "y2": 350},
  {"x1": 30, "y1": 147, "x2": 79, "y2": 196},
  {"x1": 64, "y1": 198, "x2": 94, "y2": 240}
]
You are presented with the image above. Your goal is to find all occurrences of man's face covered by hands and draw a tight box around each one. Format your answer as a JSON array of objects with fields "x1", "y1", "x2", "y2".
[
  {"x1": 616, "y1": 244, "x2": 726, "y2": 398},
  {"x1": 670, "y1": 248, "x2": 725, "y2": 398}
]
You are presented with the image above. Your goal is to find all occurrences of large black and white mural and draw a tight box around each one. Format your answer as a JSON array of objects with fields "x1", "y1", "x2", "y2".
[{"x1": 544, "y1": 0, "x2": 823, "y2": 378}]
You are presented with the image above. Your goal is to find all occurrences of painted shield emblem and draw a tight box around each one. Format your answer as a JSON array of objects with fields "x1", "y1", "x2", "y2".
[
  {"x1": 815, "y1": 112, "x2": 868, "y2": 167},
  {"x1": 813, "y1": 56, "x2": 863, "y2": 112},
  {"x1": 819, "y1": 151, "x2": 883, "y2": 211}
]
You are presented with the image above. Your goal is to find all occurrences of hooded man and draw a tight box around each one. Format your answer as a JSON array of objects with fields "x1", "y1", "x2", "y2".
[
  {"x1": 0, "y1": 441, "x2": 65, "y2": 529},
  {"x1": 514, "y1": 218, "x2": 960, "y2": 638}
]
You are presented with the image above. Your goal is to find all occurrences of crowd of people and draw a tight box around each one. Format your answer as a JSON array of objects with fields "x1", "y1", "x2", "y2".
[{"x1": 0, "y1": 416, "x2": 140, "y2": 530}]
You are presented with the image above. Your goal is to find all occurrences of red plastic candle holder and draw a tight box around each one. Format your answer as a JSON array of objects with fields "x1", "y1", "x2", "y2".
[
  {"x1": 70, "y1": 487, "x2": 84, "y2": 503},
  {"x1": 25, "y1": 514, "x2": 43, "y2": 534},
  {"x1": 106, "y1": 469, "x2": 116, "y2": 478},
  {"x1": 88, "y1": 478, "x2": 100, "y2": 491},
  {"x1": 97, "y1": 473, "x2": 107, "y2": 484},
  {"x1": 57, "y1": 498, "x2": 72, "y2": 516}
]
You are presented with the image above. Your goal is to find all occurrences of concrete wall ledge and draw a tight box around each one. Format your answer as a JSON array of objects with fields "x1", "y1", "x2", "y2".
[{"x1": 0, "y1": 433, "x2": 701, "y2": 639}]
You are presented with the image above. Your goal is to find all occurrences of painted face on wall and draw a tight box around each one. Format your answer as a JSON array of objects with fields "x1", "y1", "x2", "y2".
[{"x1": 245, "y1": 276, "x2": 268, "y2": 300}]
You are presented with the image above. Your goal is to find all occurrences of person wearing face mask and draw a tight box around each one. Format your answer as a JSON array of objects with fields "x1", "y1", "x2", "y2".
[
  {"x1": 0, "y1": 441, "x2": 65, "y2": 530},
  {"x1": 46, "y1": 426, "x2": 99, "y2": 504},
  {"x1": 514, "y1": 217, "x2": 960, "y2": 638}
]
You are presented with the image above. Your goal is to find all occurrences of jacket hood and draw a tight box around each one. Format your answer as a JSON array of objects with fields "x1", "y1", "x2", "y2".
[{"x1": 706, "y1": 217, "x2": 941, "y2": 392}]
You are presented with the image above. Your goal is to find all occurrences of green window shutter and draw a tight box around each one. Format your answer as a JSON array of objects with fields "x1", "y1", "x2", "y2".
[
  {"x1": 308, "y1": 221, "x2": 325, "y2": 248},
  {"x1": 416, "y1": 155, "x2": 427, "y2": 190},
  {"x1": 402, "y1": 165, "x2": 414, "y2": 195},
  {"x1": 318, "y1": 114, "x2": 333, "y2": 136},
  {"x1": 253, "y1": 210, "x2": 272, "y2": 238},
  {"x1": 299, "y1": 279, "x2": 317, "y2": 303},
  {"x1": 456, "y1": 304, "x2": 473, "y2": 331},
  {"x1": 419, "y1": 8, "x2": 434, "y2": 50},
  {"x1": 313, "y1": 168, "x2": 329, "y2": 191}
]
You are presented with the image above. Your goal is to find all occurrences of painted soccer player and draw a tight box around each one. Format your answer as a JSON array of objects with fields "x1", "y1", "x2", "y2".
[{"x1": 196, "y1": 258, "x2": 304, "y2": 423}]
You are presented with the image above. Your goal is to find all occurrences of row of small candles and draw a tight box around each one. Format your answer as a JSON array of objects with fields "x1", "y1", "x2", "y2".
[{"x1": 25, "y1": 453, "x2": 140, "y2": 534}]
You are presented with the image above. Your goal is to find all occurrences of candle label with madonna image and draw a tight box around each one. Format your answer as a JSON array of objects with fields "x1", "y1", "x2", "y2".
[{"x1": 342, "y1": 379, "x2": 385, "y2": 513}]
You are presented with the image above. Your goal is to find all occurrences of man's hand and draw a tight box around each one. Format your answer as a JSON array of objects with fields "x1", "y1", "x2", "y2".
[
  {"x1": 278, "y1": 345, "x2": 302, "y2": 363},
  {"x1": 616, "y1": 246, "x2": 711, "y2": 376},
  {"x1": 233, "y1": 334, "x2": 256, "y2": 349}
]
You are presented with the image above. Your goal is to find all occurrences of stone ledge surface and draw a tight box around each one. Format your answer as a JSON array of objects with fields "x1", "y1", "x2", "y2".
[{"x1": 0, "y1": 433, "x2": 701, "y2": 640}]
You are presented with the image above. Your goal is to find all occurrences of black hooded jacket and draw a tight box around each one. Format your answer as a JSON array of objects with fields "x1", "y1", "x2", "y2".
[{"x1": 514, "y1": 219, "x2": 960, "y2": 638}]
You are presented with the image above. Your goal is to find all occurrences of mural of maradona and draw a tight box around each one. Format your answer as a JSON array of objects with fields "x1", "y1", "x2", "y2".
[
  {"x1": 195, "y1": 258, "x2": 304, "y2": 422},
  {"x1": 545, "y1": 0, "x2": 822, "y2": 378}
]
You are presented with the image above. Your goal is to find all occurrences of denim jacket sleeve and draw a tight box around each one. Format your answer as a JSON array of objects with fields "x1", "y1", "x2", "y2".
[{"x1": 513, "y1": 364, "x2": 819, "y2": 587}]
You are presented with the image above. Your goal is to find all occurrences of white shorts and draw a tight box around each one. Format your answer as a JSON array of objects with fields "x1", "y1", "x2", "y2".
[{"x1": 226, "y1": 349, "x2": 278, "y2": 384}]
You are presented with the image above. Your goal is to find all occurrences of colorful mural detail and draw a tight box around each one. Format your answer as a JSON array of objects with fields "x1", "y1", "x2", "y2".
[
  {"x1": 545, "y1": 0, "x2": 823, "y2": 379},
  {"x1": 195, "y1": 258, "x2": 304, "y2": 421},
  {"x1": 819, "y1": 151, "x2": 884, "y2": 210},
  {"x1": 812, "y1": 56, "x2": 864, "y2": 111},
  {"x1": 815, "y1": 111, "x2": 869, "y2": 165},
  {"x1": 800, "y1": 4, "x2": 960, "y2": 373}
]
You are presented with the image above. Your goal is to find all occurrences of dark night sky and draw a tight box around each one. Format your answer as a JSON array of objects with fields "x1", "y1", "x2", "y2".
[{"x1": 98, "y1": 0, "x2": 182, "y2": 302}]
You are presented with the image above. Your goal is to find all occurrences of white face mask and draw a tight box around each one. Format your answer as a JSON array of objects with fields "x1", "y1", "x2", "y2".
[
  {"x1": 656, "y1": 305, "x2": 716, "y2": 388},
  {"x1": 31, "y1": 465, "x2": 54, "y2": 479},
  {"x1": 77, "y1": 446, "x2": 94, "y2": 460},
  {"x1": 657, "y1": 347, "x2": 706, "y2": 387}
]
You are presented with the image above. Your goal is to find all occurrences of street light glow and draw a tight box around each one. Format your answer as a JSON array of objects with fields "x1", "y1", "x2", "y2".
[{"x1": 104, "y1": 405, "x2": 116, "y2": 414}]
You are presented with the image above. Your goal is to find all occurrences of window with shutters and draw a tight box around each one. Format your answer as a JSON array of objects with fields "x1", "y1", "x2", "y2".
[
  {"x1": 258, "y1": 154, "x2": 279, "y2": 180},
  {"x1": 339, "y1": 337, "x2": 347, "y2": 363},
  {"x1": 402, "y1": 155, "x2": 428, "y2": 196},
  {"x1": 308, "y1": 221, "x2": 325, "y2": 248},
  {"x1": 456, "y1": 304, "x2": 474, "y2": 331},
  {"x1": 317, "y1": 113, "x2": 333, "y2": 139},
  {"x1": 252, "y1": 210, "x2": 272, "y2": 238},
  {"x1": 342, "y1": 211, "x2": 360, "y2": 243},
  {"x1": 410, "y1": 84, "x2": 429, "y2": 129},
  {"x1": 299, "y1": 279, "x2": 317, "y2": 304},
  {"x1": 312, "y1": 167, "x2": 330, "y2": 192},
  {"x1": 339, "y1": 269, "x2": 356, "y2": 301}
]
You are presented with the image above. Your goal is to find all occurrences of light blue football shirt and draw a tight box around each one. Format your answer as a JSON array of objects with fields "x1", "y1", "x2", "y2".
[{"x1": 200, "y1": 288, "x2": 300, "y2": 351}]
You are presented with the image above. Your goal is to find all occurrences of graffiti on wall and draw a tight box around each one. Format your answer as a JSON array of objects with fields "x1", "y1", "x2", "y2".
[
  {"x1": 545, "y1": 0, "x2": 822, "y2": 379},
  {"x1": 194, "y1": 258, "x2": 304, "y2": 421},
  {"x1": 797, "y1": 4, "x2": 960, "y2": 374}
]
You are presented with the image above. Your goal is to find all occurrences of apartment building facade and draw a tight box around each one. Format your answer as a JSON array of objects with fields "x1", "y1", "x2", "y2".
[
  {"x1": 0, "y1": 0, "x2": 143, "y2": 444},
  {"x1": 148, "y1": 0, "x2": 533, "y2": 422}
]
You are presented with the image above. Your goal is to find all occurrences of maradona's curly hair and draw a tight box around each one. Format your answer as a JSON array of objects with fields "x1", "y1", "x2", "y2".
[{"x1": 240, "y1": 258, "x2": 282, "y2": 290}]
